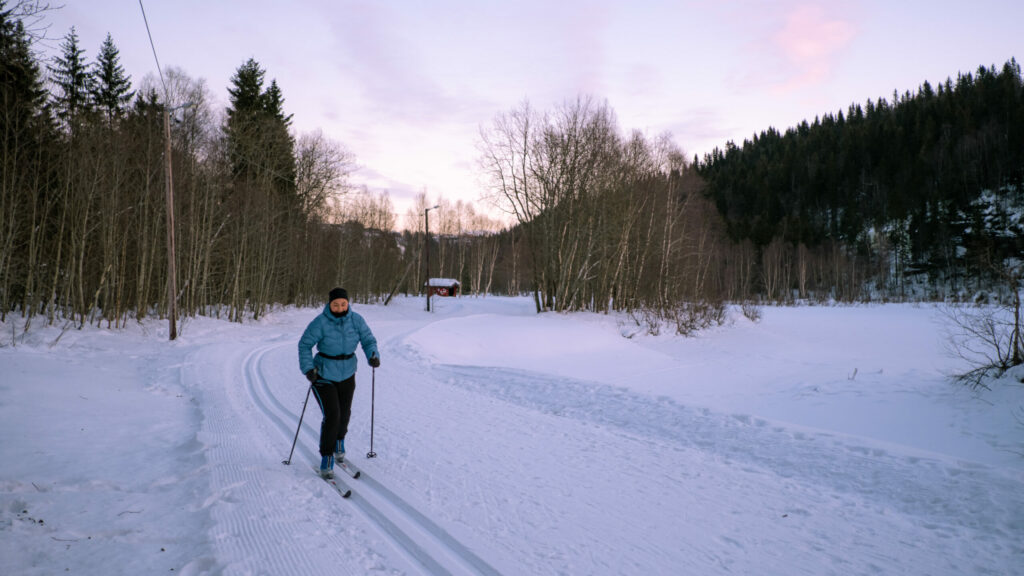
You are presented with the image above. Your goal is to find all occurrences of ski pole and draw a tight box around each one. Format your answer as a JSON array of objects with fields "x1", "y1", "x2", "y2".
[
  {"x1": 282, "y1": 384, "x2": 313, "y2": 465},
  {"x1": 367, "y1": 366, "x2": 377, "y2": 458}
]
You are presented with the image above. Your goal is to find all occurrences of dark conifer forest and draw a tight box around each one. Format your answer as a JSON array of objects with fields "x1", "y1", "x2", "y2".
[{"x1": 697, "y1": 60, "x2": 1024, "y2": 296}]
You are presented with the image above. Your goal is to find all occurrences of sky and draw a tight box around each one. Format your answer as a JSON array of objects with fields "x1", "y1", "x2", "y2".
[{"x1": 38, "y1": 0, "x2": 1024, "y2": 221}]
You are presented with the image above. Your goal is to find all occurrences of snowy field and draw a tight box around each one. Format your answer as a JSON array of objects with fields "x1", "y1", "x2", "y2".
[{"x1": 1, "y1": 296, "x2": 1022, "y2": 575}]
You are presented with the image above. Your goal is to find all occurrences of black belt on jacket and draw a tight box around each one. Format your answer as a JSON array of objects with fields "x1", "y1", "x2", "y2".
[{"x1": 317, "y1": 351, "x2": 355, "y2": 360}]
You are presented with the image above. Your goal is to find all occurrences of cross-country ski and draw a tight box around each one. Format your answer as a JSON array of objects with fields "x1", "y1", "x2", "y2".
[
  {"x1": 316, "y1": 467, "x2": 352, "y2": 498},
  {"x1": 337, "y1": 459, "x2": 361, "y2": 479}
]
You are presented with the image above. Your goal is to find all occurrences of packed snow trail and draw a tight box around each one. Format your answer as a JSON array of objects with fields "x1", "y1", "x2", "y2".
[
  {"x1": 245, "y1": 342, "x2": 501, "y2": 576},
  {"x1": 186, "y1": 339, "x2": 395, "y2": 575}
]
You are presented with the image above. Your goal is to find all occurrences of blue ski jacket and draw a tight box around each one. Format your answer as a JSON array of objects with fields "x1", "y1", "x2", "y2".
[{"x1": 298, "y1": 304, "x2": 379, "y2": 383}]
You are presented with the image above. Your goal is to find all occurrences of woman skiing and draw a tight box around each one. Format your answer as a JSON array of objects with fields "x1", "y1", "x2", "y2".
[{"x1": 298, "y1": 287, "x2": 380, "y2": 479}]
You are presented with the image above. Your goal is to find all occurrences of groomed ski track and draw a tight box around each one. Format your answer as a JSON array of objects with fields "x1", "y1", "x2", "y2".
[{"x1": 244, "y1": 342, "x2": 500, "y2": 576}]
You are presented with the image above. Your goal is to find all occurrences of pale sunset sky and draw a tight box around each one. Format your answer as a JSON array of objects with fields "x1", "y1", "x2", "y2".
[{"x1": 42, "y1": 1, "x2": 1023, "y2": 221}]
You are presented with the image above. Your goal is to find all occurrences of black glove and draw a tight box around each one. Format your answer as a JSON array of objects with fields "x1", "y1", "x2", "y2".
[
  {"x1": 368, "y1": 355, "x2": 380, "y2": 368},
  {"x1": 305, "y1": 369, "x2": 319, "y2": 383}
]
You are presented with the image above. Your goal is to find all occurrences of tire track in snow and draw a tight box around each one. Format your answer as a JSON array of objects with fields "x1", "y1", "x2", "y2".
[{"x1": 245, "y1": 342, "x2": 501, "y2": 576}]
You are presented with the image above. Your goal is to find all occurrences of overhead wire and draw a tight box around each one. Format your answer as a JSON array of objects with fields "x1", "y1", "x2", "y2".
[{"x1": 138, "y1": 0, "x2": 169, "y2": 102}]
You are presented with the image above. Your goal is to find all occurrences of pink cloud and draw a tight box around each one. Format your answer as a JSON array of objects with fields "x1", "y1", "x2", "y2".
[{"x1": 771, "y1": 4, "x2": 857, "y2": 93}]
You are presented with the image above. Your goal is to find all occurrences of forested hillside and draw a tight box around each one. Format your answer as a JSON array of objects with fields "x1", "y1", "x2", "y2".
[{"x1": 697, "y1": 60, "x2": 1024, "y2": 297}]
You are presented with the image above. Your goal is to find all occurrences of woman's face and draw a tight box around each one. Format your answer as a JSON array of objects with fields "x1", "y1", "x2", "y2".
[{"x1": 330, "y1": 298, "x2": 349, "y2": 314}]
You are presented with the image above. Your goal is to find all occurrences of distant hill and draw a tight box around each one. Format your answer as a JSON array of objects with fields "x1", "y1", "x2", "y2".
[{"x1": 697, "y1": 59, "x2": 1024, "y2": 290}]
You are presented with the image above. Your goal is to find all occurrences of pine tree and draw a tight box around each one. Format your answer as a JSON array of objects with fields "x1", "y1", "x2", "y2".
[
  {"x1": 263, "y1": 79, "x2": 293, "y2": 127},
  {"x1": 92, "y1": 32, "x2": 133, "y2": 124},
  {"x1": 1, "y1": 1, "x2": 48, "y2": 136},
  {"x1": 1, "y1": 1, "x2": 54, "y2": 319},
  {"x1": 226, "y1": 57, "x2": 268, "y2": 180},
  {"x1": 226, "y1": 57, "x2": 265, "y2": 123},
  {"x1": 225, "y1": 58, "x2": 296, "y2": 195},
  {"x1": 48, "y1": 26, "x2": 93, "y2": 130},
  {"x1": 260, "y1": 78, "x2": 296, "y2": 194}
]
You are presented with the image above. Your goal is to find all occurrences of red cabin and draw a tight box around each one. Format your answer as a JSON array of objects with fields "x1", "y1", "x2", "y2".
[{"x1": 426, "y1": 278, "x2": 460, "y2": 297}]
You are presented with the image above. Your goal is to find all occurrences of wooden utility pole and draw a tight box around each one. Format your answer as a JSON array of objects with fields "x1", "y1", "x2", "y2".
[
  {"x1": 141, "y1": 0, "x2": 178, "y2": 341},
  {"x1": 164, "y1": 109, "x2": 177, "y2": 340}
]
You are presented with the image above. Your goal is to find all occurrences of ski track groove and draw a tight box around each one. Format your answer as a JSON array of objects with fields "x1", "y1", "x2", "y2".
[
  {"x1": 199, "y1": 345, "x2": 355, "y2": 576},
  {"x1": 244, "y1": 343, "x2": 500, "y2": 576}
]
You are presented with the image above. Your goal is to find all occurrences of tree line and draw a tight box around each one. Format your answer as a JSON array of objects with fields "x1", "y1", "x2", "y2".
[
  {"x1": 697, "y1": 59, "x2": 1024, "y2": 300},
  {"x1": 2, "y1": 5, "x2": 361, "y2": 328},
  {"x1": 1, "y1": 3, "x2": 513, "y2": 331},
  {"x1": 4, "y1": 3, "x2": 1022, "y2": 339}
]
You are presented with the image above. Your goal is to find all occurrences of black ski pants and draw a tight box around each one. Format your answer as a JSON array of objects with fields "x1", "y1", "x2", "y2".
[{"x1": 312, "y1": 375, "x2": 356, "y2": 457}]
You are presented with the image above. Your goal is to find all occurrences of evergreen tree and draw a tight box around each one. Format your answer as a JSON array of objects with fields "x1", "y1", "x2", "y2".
[
  {"x1": 226, "y1": 57, "x2": 265, "y2": 125},
  {"x1": 92, "y1": 32, "x2": 133, "y2": 124},
  {"x1": 1, "y1": 1, "x2": 54, "y2": 318},
  {"x1": 226, "y1": 57, "x2": 268, "y2": 180},
  {"x1": 48, "y1": 26, "x2": 93, "y2": 130},
  {"x1": 260, "y1": 78, "x2": 296, "y2": 194},
  {"x1": 263, "y1": 79, "x2": 293, "y2": 126},
  {"x1": 1, "y1": 1, "x2": 48, "y2": 136},
  {"x1": 225, "y1": 58, "x2": 296, "y2": 196}
]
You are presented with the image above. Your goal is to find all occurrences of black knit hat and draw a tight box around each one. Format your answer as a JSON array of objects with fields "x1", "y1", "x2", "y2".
[{"x1": 328, "y1": 287, "x2": 349, "y2": 303}]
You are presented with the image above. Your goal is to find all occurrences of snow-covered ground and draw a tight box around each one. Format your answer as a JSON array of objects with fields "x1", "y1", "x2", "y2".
[{"x1": 1, "y1": 297, "x2": 1022, "y2": 575}]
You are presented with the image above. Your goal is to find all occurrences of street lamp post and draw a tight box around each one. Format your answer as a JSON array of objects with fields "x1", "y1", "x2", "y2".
[{"x1": 424, "y1": 204, "x2": 439, "y2": 312}]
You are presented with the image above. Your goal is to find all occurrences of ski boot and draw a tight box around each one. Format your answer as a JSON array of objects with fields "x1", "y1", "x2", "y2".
[{"x1": 319, "y1": 454, "x2": 334, "y2": 479}]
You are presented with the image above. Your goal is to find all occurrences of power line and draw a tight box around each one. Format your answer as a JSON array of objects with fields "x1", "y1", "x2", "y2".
[
  {"x1": 138, "y1": 0, "x2": 178, "y2": 341},
  {"x1": 138, "y1": 0, "x2": 169, "y2": 101}
]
